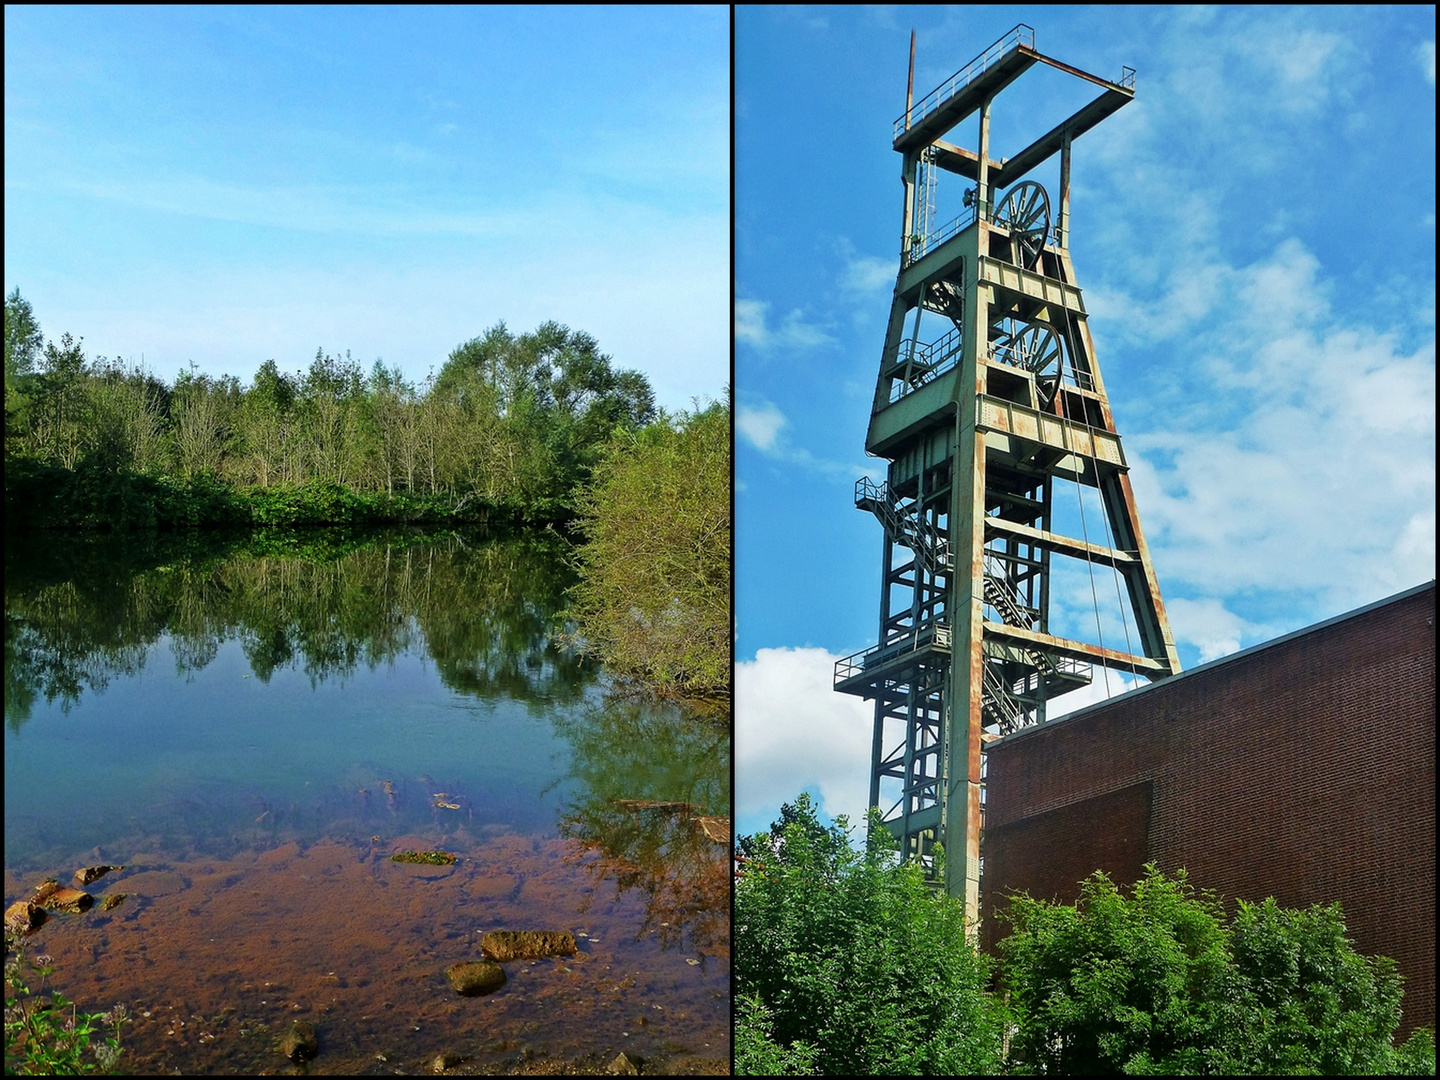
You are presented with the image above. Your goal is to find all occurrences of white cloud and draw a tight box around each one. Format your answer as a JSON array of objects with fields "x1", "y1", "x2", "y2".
[
  {"x1": 1048, "y1": 671, "x2": 1145, "y2": 721},
  {"x1": 1237, "y1": 28, "x2": 1353, "y2": 112},
  {"x1": 736, "y1": 647, "x2": 874, "y2": 834},
  {"x1": 736, "y1": 401, "x2": 787, "y2": 452},
  {"x1": 733, "y1": 297, "x2": 835, "y2": 351},
  {"x1": 1108, "y1": 235, "x2": 1435, "y2": 620},
  {"x1": 841, "y1": 255, "x2": 895, "y2": 296},
  {"x1": 1068, "y1": 13, "x2": 1437, "y2": 636},
  {"x1": 734, "y1": 299, "x2": 769, "y2": 348},
  {"x1": 1165, "y1": 597, "x2": 1255, "y2": 663},
  {"x1": 736, "y1": 396, "x2": 870, "y2": 483}
]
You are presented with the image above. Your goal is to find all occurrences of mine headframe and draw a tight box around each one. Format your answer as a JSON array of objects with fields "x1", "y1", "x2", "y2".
[{"x1": 833, "y1": 25, "x2": 1180, "y2": 926}]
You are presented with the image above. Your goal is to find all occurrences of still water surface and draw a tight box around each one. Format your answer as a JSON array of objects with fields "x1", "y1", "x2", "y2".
[{"x1": 4, "y1": 530, "x2": 729, "y2": 1074}]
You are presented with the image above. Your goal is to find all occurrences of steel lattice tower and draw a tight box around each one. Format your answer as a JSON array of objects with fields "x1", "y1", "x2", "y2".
[{"x1": 834, "y1": 25, "x2": 1182, "y2": 925}]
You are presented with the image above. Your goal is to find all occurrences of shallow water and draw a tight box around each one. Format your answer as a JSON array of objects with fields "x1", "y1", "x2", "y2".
[{"x1": 4, "y1": 530, "x2": 729, "y2": 1074}]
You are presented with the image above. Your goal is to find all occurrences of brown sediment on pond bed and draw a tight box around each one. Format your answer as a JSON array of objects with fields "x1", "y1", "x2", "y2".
[{"x1": 2, "y1": 831, "x2": 729, "y2": 1075}]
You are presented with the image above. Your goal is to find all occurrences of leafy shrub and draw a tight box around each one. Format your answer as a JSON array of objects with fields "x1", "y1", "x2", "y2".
[
  {"x1": 738, "y1": 798, "x2": 1437, "y2": 1077},
  {"x1": 999, "y1": 864, "x2": 1437, "y2": 1075},
  {"x1": 736, "y1": 992, "x2": 818, "y2": 1076},
  {"x1": 567, "y1": 401, "x2": 730, "y2": 697},
  {"x1": 735, "y1": 795, "x2": 1004, "y2": 1075},
  {"x1": 4, "y1": 930, "x2": 128, "y2": 1075}
]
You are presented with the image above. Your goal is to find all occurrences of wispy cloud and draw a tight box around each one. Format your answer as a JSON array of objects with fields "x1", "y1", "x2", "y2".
[
  {"x1": 1048, "y1": 671, "x2": 1145, "y2": 721},
  {"x1": 38, "y1": 173, "x2": 645, "y2": 240},
  {"x1": 841, "y1": 254, "x2": 895, "y2": 297},
  {"x1": 736, "y1": 401, "x2": 786, "y2": 452},
  {"x1": 734, "y1": 297, "x2": 835, "y2": 351},
  {"x1": 1070, "y1": 9, "x2": 1436, "y2": 640},
  {"x1": 737, "y1": 398, "x2": 870, "y2": 483},
  {"x1": 1164, "y1": 597, "x2": 1260, "y2": 664},
  {"x1": 1120, "y1": 238, "x2": 1435, "y2": 617}
]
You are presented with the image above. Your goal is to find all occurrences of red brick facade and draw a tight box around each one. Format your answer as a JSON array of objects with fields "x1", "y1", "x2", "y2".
[{"x1": 981, "y1": 582, "x2": 1436, "y2": 1036}]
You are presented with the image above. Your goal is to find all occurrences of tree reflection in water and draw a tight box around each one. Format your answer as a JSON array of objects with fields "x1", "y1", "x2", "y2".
[
  {"x1": 4, "y1": 528, "x2": 596, "y2": 731},
  {"x1": 6, "y1": 529, "x2": 732, "y2": 971},
  {"x1": 553, "y1": 696, "x2": 730, "y2": 962}
]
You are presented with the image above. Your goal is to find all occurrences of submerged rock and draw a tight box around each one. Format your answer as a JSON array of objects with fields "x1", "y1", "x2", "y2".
[
  {"x1": 390, "y1": 850, "x2": 456, "y2": 866},
  {"x1": 74, "y1": 865, "x2": 124, "y2": 886},
  {"x1": 609, "y1": 1050, "x2": 641, "y2": 1075},
  {"x1": 445, "y1": 960, "x2": 506, "y2": 996},
  {"x1": 480, "y1": 930, "x2": 577, "y2": 962},
  {"x1": 100, "y1": 894, "x2": 127, "y2": 912},
  {"x1": 5, "y1": 900, "x2": 47, "y2": 935},
  {"x1": 40, "y1": 888, "x2": 94, "y2": 914},
  {"x1": 279, "y1": 1020, "x2": 318, "y2": 1061}
]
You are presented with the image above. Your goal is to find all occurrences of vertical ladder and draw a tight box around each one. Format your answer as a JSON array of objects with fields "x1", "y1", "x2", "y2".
[{"x1": 917, "y1": 148, "x2": 937, "y2": 245}]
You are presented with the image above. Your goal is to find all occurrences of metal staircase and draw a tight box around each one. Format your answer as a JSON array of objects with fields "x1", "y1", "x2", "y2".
[
  {"x1": 982, "y1": 572, "x2": 1056, "y2": 676},
  {"x1": 855, "y1": 478, "x2": 952, "y2": 578}
]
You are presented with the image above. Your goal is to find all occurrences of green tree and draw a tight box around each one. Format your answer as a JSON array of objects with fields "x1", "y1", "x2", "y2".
[
  {"x1": 171, "y1": 366, "x2": 231, "y2": 478},
  {"x1": 4, "y1": 288, "x2": 44, "y2": 378},
  {"x1": 735, "y1": 794, "x2": 1004, "y2": 1076},
  {"x1": 567, "y1": 399, "x2": 729, "y2": 697},
  {"x1": 999, "y1": 864, "x2": 1436, "y2": 1075},
  {"x1": 4, "y1": 288, "x2": 44, "y2": 439},
  {"x1": 232, "y1": 359, "x2": 296, "y2": 487},
  {"x1": 29, "y1": 332, "x2": 90, "y2": 468},
  {"x1": 436, "y1": 321, "x2": 655, "y2": 511},
  {"x1": 736, "y1": 992, "x2": 819, "y2": 1076}
]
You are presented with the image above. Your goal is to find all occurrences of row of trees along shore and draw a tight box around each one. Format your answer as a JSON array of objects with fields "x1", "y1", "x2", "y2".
[
  {"x1": 3, "y1": 289, "x2": 731, "y2": 700},
  {"x1": 4, "y1": 288, "x2": 658, "y2": 529}
]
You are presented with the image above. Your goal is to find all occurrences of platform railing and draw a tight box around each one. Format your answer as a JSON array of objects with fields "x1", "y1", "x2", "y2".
[
  {"x1": 834, "y1": 620, "x2": 952, "y2": 689},
  {"x1": 895, "y1": 24, "x2": 1035, "y2": 139},
  {"x1": 889, "y1": 326, "x2": 964, "y2": 401}
]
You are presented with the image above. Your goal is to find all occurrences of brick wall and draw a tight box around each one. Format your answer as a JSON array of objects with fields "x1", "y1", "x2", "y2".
[{"x1": 981, "y1": 583, "x2": 1436, "y2": 1036}]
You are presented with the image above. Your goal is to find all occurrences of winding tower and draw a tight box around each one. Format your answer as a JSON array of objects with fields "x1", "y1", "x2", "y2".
[{"x1": 834, "y1": 26, "x2": 1181, "y2": 925}]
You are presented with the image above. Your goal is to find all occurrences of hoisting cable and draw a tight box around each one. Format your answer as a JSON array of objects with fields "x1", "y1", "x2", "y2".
[
  {"x1": 1061, "y1": 311, "x2": 1142, "y2": 693},
  {"x1": 1056, "y1": 328, "x2": 1111, "y2": 699}
]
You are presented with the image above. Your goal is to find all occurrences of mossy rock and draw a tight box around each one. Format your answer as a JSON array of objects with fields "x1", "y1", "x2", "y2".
[
  {"x1": 480, "y1": 930, "x2": 577, "y2": 961},
  {"x1": 75, "y1": 865, "x2": 124, "y2": 886},
  {"x1": 40, "y1": 888, "x2": 94, "y2": 914},
  {"x1": 279, "y1": 1020, "x2": 318, "y2": 1061},
  {"x1": 5, "y1": 900, "x2": 47, "y2": 935},
  {"x1": 390, "y1": 850, "x2": 456, "y2": 866},
  {"x1": 445, "y1": 961, "x2": 506, "y2": 997}
]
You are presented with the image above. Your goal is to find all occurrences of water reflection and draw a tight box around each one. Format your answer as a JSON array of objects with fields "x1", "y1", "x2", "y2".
[
  {"x1": 555, "y1": 697, "x2": 730, "y2": 961},
  {"x1": 5, "y1": 528, "x2": 728, "y2": 949},
  {"x1": 4, "y1": 528, "x2": 592, "y2": 731},
  {"x1": 4, "y1": 528, "x2": 730, "y2": 1072}
]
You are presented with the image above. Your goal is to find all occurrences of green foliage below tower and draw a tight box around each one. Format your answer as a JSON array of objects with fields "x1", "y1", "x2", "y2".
[
  {"x1": 736, "y1": 795, "x2": 1437, "y2": 1076},
  {"x1": 735, "y1": 794, "x2": 1005, "y2": 1075}
]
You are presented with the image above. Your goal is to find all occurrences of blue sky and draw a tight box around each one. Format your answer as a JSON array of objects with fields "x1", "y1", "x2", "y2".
[
  {"x1": 3, "y1": 6, "x2": 728, "y2": 410},
  {"x1": 736, "y1": 6, "x2": 1436, "y2": 836}
]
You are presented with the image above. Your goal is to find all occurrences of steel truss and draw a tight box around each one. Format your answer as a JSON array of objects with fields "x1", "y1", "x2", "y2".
[{"x1": 834, "y1": 25, "x2": 1181, "y2": 927}]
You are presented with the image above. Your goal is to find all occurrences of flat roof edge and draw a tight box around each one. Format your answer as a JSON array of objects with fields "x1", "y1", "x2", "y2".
[{"x1": 991, "y1": 579, "x2": 1437, "y2": 748}]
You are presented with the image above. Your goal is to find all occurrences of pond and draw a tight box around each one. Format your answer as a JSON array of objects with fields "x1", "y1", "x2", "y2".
[{"x1": 3, "y1": 529, "x2": 730, "y2": 1075}]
